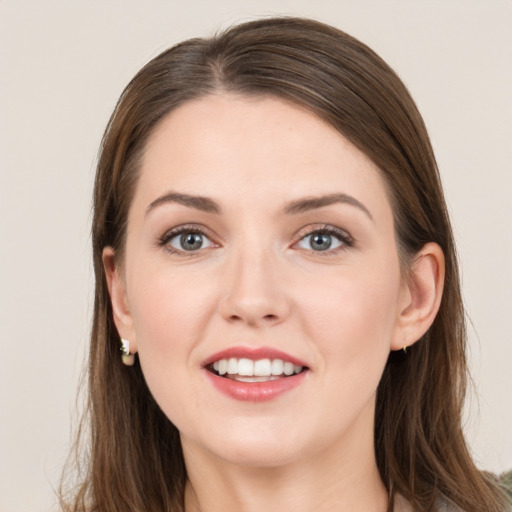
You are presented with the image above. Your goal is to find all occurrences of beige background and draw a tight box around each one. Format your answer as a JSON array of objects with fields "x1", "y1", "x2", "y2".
[{"x1": 1, "y1": 1, "x2": 511, "y2": 511}]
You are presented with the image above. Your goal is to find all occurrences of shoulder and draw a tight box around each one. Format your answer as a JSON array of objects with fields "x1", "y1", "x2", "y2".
[
  {"x1": 437, "y1": 471, "x2": 512, "y2": 511},
  {"x1": 499, "y1": 470, "x2": 512, "y2": 504},
  {"x1": 436, "y1": 498, "x2": 464, "y2": 511},
  {"x1": 395, "y1": 493, "x2": 463, "y2": 512}
]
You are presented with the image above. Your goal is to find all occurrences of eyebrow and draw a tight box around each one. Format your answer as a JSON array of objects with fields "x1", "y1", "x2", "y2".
[
  {"x1": 146, "y1": 191, "x2": 372, "y2": 220},
  {"x1": 284, "y1": 193, "x2": 373, "y2": 220},
  {"x1": 146, "y1": 192, "x2": 221, "y2": 215}
]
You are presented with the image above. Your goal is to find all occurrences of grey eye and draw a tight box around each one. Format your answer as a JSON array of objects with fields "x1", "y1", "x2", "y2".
[
  {"x1": 169, "y1": 232, "x2": 213, "y2": 251},
  {"x1": 297, "y1": 232, "x2": 343, "y2": 251}
]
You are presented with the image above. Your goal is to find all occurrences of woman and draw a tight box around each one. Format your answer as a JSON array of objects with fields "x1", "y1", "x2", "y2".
[{"x1": 61, "y1": 17, "x2": 511, "y2": 512}]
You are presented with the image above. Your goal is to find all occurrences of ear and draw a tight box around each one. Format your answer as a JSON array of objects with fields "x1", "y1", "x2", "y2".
[
  {"x1": 102, "y1": 247, "x2": 138, "y2": 353},
  {"x1": 391, "y1": 242, "x2": 445, "y2": 351}
]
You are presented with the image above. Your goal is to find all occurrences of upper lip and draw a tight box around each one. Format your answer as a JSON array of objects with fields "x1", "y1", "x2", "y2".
[{"x1": 202, "y1": 346, "x2": 308, "y2": 368}]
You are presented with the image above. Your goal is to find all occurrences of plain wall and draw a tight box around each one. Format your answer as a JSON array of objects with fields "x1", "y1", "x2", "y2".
[{"x1": 1, "y1": 1, "x2": 511, "y2": 511}]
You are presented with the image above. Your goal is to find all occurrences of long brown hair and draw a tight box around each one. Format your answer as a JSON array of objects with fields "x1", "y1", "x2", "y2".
[{"x1": 60, "y1": 17, "x2": 510, "y2": 512}]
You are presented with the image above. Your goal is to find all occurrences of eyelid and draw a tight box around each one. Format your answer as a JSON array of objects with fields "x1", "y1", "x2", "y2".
[
  {"x1": 292, "y1": 224, "x2": 354, "y2": 252},
  {"x1": 157, "y1": 224, "x2": 219, "y2": 256},
  {"x1": 156, "y1": 222, "x2": 353, "y2": 256}
]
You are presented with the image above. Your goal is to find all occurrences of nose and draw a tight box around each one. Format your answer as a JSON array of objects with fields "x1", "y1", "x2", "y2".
[{"x1": 218, "y1": 245, "x2": 290, "y2": 328}]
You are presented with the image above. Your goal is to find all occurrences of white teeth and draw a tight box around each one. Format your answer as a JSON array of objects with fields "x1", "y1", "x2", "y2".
[
  {"x1": 238, "y1": 358, "x2": 254, "y2": 376},
  {"x1": 227, "y1": 357, "x2": 238, "y2": 374},
  {"x1": 211, "y1": 357, "x2": 304, "y2": 378},
  {"x1": 283, "y1": 362, "x2": 294, "y2": 376},
  {"x1": 227, "y1": 375, "x2": 280, "y2": 383},
  {"x1": 218, "y1": 359, "x2": 228, "y2": 375},
  {"x1": 271, "y1": 359, "x2": 284, "y2": 375},
  {"x1": 254, "y1": 359, "x2": 272, "y2": 376}
]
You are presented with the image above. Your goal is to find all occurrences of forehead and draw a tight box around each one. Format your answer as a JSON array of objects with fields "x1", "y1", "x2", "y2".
[{"x1": 134, "y1": 93, "x2": 391, "y2": 218}]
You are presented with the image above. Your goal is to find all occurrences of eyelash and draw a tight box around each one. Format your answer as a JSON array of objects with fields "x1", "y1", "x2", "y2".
[
  {"x1": 157, "y1": 224, "x2": 354, "y2": 256},
  {"x1": 295, "y1": 225, "x2": 354, "y2": 254},
  {"x1": 158, "y1": 225, "x2": 214, "y2": 256}
]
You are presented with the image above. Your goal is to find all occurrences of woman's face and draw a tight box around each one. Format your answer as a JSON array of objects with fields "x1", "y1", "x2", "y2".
[{"x1": 112, "y1": 94, "x2": 411, "y2": 467}]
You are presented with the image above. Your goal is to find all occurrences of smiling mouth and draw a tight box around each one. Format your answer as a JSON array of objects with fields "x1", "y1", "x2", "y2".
[{"x1": 208, "y1": 357, "x2": 306, "y2": 383}]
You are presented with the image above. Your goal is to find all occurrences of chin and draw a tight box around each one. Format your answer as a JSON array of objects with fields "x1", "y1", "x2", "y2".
[
  {"x1": 183, "y1": 421, "x2": 311, "y2": 469},
  {"x1": 216, "y1": 441, "x2": 302, "y2": 468}
]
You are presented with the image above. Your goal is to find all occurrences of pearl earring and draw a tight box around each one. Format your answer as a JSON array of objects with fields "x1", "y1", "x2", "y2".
[{"x1": 120, "y1": 338, "x2": 135, "y2": 366}]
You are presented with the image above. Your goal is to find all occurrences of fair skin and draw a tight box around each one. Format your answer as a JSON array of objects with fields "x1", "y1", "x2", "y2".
[{"x1": 104, "y1": 94, "x2": 444, "y2": 512}]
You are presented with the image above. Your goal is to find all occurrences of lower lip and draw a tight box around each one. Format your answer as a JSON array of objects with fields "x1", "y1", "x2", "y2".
[{"x1": 204, "y1": 370, "x2": 308, "y2": 402}]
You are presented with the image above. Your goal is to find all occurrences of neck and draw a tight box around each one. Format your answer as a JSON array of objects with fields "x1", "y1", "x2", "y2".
[
  {"x1": 185, "y1": 465, "x2": 388, "y2": 512},
  {"x1": 182, "y1": 404, "x2": 389, "y2": 512},
  {"x1": 184, "y1": 452, "x2": 387, "y2": 512}
]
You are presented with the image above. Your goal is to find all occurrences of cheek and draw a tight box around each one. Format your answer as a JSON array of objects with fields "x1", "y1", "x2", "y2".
[
  {"x1": 129, "y1": 266, "x2": 217, "y2": 354},
  {"x1": 126, "y1": 266, "x2": 219, "y2": 422},
  {"x1": 298, "y1": 261, "x2": 401, "y2": 367}
]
